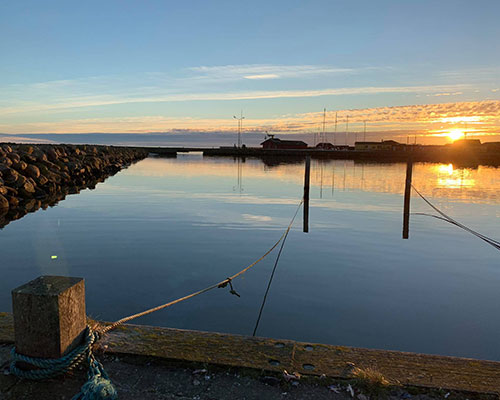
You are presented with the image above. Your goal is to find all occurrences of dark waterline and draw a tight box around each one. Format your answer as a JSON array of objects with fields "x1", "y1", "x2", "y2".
[{"x1": 1, "y1": 155, "x2": 499, "y2": 360}]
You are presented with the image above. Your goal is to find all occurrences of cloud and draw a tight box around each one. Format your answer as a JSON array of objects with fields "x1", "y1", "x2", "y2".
[
  {"x1": 244, "y1": 74, "x2": 280, "y2": 80},
  {"x1": 438, "y1": 67, "x2": 500, "y2": 82},
  {"x1": 426, "y1": 92, "x2": 463, "y2": 97},
  {"x1": 0, "y1": 84, "x2": 470, "y2": 116},
  {"x1": 0, "y1": 134, "x2": 54, "y2": 143},
  {"x1": 2, "y1": 100, "x2": 499, "y2": 139},
  {"x1": 188, "y1": 64, "x2": 356, "y2": 81}
]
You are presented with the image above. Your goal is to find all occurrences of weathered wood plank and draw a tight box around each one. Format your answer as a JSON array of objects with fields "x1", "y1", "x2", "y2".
[{"x1": 0, "y1": 313, "x2": 14, "y2": 343}]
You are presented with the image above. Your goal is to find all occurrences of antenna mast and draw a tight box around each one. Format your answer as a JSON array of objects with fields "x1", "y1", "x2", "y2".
[
  {"x1": 233, "y1": 110, "x2": 245, "y2": 148},
  {"x1": 345, "y1": 115, "x2": 349, "y2": 146}
]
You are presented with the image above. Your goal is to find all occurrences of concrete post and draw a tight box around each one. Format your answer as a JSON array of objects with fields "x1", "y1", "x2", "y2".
[{"x1": 12, "y1": 276, "x2": 86, "y2": 359}]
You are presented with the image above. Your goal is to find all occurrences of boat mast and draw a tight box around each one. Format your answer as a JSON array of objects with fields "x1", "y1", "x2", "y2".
[
  {"x1": 322, "y1": 108, "x2": 327, "y2": 143},
  {"x1": 345, "y1": 115, "x2": 349, "y2": 146}
]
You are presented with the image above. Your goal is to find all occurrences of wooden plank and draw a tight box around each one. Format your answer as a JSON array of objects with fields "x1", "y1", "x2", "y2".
[
  {"x1": 103, "y1": 324, "x2": 294, "y2": 373},
  {"x1": 0, "y1": 313, "x2": 14, "y2": 343}
]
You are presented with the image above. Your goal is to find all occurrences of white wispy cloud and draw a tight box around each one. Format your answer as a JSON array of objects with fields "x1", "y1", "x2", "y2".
[
  {"x1": 244, "y1": 74, "x2": 280, "y2": 80},
  {"x1": 0, "y1": 84, "x2": 470, "y2": 116},
  {"x1": 188, "y1": 64, "x2": 357, "y2": 81},
  {"x1": 426, "y1": 91, "x2": 463, "y2": 97}
]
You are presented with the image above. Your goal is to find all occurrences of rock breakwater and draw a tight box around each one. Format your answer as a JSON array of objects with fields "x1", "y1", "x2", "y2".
[{"x1": 0, "y1": 144, "x2": 148, "y2": 228}]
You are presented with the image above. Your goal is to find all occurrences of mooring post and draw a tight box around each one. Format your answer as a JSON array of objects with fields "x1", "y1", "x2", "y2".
[
  {"x1": 11, "y1": 276, "x2": 86, "y2": 359},
  {"x1": 303, "y1": 156, "x2": 310, "y2": 233},
  {"x1": 402, "y1": 159, "x2": 413, "y2": 239}
]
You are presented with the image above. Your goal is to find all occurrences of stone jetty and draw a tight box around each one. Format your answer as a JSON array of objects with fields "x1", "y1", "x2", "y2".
[{"x1": 0, "y1": 144, "x2": 148, "y2": 228}]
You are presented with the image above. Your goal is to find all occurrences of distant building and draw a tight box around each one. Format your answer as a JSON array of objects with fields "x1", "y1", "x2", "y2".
[
  {"x1": 315, "y1": 142, "x2": 335, "y2": 150},
  {"x1": 355, "y1": 140, "x2": 404, "y2": 151},
  {"x1": 316, "y1": 142, "x2": 351, "y2": 151},
  {"x1": 482, "y1": 141, "x2": 500, "y2": 153},
  {"x1": 261, "y1": 138, "x2": 308, "y2": 149},
  {"x1": 451, "y1": 139, "x2": 482, "y2": 148}
]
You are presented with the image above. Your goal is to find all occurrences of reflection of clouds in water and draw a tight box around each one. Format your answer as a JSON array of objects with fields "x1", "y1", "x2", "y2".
[
  {"x1": 97, "y1": 183, "x2": 396, "y2": 211},
  {"x1": 122, "y1": 157, "x2": 499, "y2": 205},
  {"x1": 242, "y1": 214, "x2": 272, "y2": 222}
]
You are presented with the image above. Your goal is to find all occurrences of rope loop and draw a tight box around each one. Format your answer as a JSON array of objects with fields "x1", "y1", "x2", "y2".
[{"x1": 10, "y1": 326, "x2": 117, "y2": 400}]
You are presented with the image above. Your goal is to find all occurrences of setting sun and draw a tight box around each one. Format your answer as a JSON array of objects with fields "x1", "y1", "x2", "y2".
[{"x1": 447, "y1": 129, "x2": 464, "y2": 141}]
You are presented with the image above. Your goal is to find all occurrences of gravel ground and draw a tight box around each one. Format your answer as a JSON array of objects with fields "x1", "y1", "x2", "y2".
[{"x1": 0, "y1": 345, "x2": 496, "y2": 400}]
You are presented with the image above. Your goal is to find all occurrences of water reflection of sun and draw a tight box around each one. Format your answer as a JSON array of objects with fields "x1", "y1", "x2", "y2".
[
  {"x1": 433, "y1": 163, "x2": 475, "y2": 188},
  {"x1": 437, "y1": 163, "x2": 454, "y2": 175}
]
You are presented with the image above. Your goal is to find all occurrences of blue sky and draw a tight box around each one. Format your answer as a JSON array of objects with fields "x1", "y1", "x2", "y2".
[{"x1": 1, "y1": 0, "x2": 499, "y2": 142}]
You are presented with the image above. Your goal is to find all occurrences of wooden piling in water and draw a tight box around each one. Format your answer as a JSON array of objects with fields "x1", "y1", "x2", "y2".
[
  {"x1": 303, "y1": 156, "x2": 310, "y2": 233},
  {"x1": 403, "y1": 160, "x2": 413, "y2": 239},
  {"x1": 11, "y1": 276, "x2": 86, "y2": 359}
]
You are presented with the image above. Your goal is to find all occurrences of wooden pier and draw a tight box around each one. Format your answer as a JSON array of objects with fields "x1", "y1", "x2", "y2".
[{"x1": 1, "y1": 311, "x2": 500, "y2": 394}]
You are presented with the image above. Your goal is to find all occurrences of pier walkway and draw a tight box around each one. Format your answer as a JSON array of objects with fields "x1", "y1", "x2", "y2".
[{"x1": 1, "y1": 313, "x2": 499, "y2": 398}]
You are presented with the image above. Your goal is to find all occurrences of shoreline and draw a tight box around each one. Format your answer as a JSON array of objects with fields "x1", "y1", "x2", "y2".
[{"x1": 0, "y1": 144, "x2": 148, "y2": 228}]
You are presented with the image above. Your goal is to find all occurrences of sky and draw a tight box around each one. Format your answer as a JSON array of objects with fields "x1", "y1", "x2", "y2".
[{"x1": 1, "y1": 0, "x2": 499, "y2": 144}]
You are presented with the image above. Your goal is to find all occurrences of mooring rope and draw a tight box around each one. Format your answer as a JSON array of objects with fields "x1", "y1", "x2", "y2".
[
  {"x1": 10, "y1": 199, "x2": 304, "y2": 399},
  {"x1": 411, "y1": 185, "x2": 500, "y2": 251},
  {"x1": 100, "y1": 198, "x2": 304, "y2": 334},
  {"x1": 252, "y1": 216, "x2": 294, "y2": 336}
]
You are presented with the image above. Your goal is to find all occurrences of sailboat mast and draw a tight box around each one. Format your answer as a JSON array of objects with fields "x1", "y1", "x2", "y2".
[
  {"x1": 322, "y1": 108, "x2": 326, "y2": 143},
  {"x1": 345, "y1": 115, "x2": 349, "y2": 146},
  {"x1": 334, "y1": 112, "x2": 338, "y2": 145}
]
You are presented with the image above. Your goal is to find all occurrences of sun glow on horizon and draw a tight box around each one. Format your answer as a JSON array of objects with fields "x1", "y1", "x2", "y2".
[{"x1": 447, "y1": 129, "x2": 465, "y2": 141}]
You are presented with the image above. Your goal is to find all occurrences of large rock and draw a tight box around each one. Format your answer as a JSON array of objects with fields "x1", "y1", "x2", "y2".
[
  {"x1": 23, "y1": 146, "x2": 34, "y2": 155},
  {"x1": 18, "y1": 180, "x2": 36, "y2": 197},
  {"x1": 33, "y1": 150, "x2": 48, "y2": 162},
  {"x1": 36, "y1": 174, "x2": 48, "y2": 186},
  {"x1": 25, "y1": 164, "x2": 40, "y2": 179},
  {"x1": 47, "y1": 148, "x2": 58, "y2": 162},
  {"x1": 8, "y1": 196, "x2": 19, "y2": 207},
  {"x1": 3, "y1": 168, "x2": 18, "y2": 184},
  {"x1": 7, "y1": 152, "x2": 21, "y2": 163},
  {"x1": 13, "y1": 173, "x2": 27, "y2": 188},
  {"x1": 13, "y1": 160, "x2": 28, "y2": 171},
  {"x1": 0, "y1": 194, "x2": 9, "y2": 209},
  {"x1": 0, "y1": 157, "x2": 12, "y2": 167}
]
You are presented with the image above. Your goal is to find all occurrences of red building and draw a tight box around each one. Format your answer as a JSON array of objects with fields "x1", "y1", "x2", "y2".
[{"x1": 261, "y1": 138, "x2": 308, "y2": 149}]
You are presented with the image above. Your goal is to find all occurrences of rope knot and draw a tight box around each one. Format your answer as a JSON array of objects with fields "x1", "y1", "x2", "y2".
[
  {"x1": 218, "y1": 278, "x2": 240, "y2": 297},
  {"x1": 74, "y1": 375, "x2": 118, "y2": 400},
  {"x1": 10, "y1": 325, "x2": 117, "y2": 400}
]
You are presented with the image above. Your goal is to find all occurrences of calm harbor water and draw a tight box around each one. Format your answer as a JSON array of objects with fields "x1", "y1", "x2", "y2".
[{"x1": 1, "y1": 155, "x2": 499, "y2": 360}]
